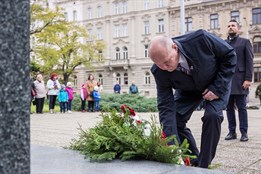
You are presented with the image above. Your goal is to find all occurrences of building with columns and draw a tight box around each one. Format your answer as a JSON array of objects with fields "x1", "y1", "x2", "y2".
[{"x1": 52, "y1": 0, "x2": 261, "y2": 96}]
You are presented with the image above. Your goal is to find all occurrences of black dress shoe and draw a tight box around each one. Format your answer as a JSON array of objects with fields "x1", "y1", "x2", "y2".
[
  {"x1": 225, "y1": 132, "x2": 237, "y2": 140},
  {"x1": 240, "y1": 134, "x2": 248, "y2": 142}
]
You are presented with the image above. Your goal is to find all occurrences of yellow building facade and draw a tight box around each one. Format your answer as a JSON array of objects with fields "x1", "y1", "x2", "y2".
[{"x1": 54, "y1": 0, "x2": 261, "y2": 96}]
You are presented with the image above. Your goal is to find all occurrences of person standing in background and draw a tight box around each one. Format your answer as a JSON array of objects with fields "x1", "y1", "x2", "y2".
[
  {"x1": 34, "y1": 74, "x2": 46, "y2": 114},
  {"x1": 113, "y1": 81, "x2": 121, "y2": 94},
  {"x1": 86, "y1": 74, "x2": 97, "y2": 112},
  {"x1": 66, "y1": 82, "x2": 74, "y2": 113},
  {"x1": 47, "y1": 73, "x2": 61, "y2": 114},
  {"x1": 225, "y1": 20, "x2": 254, "y2": 142},
  {"x1": 58, "y1": 84, "x2": 68, "y2": 113},
  {"x1": 93, "y1": 85, "x2": 101, "y2": 112},
  {"x1": 80, "y1": 84, "x2": 87, "y2": 112},
  {"x1": 129, "y1": 81, "x2": 139, "y2": 94}
]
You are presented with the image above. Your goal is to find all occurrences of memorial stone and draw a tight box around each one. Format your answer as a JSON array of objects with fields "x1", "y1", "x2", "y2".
[{"x1": 0, "y1": 0, "x2": 30, "y2": 173}]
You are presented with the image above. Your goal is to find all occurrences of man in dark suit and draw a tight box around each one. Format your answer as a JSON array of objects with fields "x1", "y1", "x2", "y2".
[
  {"x1": 148, "y1": 29, "x2": 236, "y2": 168},
  {"x1": 224, "y1": 19, "x2": 254, "y2": 142}
]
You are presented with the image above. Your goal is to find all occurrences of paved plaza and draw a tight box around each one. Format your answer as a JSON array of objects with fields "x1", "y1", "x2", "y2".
[{"x1": 31, "y1": 107, "x2": 261, "y2": 174}]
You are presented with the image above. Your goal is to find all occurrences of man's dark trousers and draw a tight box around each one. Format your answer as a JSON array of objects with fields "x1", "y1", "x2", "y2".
[
  {"x1": 174, "y1": 91, "x2": 224, "y2": 168},
  {"x1": 226, "y1": 95, "x2": 248, "y2": 134}
]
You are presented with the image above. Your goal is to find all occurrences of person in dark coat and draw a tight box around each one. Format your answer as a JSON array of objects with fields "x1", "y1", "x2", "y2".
[
  {"x1": 224, "y1": 19, "x2": 254, "y2": 142},
  {"x1": 148, "y1": 29, "x2": 236, "y2": 168}
]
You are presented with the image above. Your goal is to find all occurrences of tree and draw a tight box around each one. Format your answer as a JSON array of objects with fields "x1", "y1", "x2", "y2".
[{"x1": 30, "y1": 1, "x2": 105, "y2": 83}]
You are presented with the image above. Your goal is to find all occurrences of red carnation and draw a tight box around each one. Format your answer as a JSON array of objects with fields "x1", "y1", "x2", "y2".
[
  {"x1": 184, "y1": 157, "x2": 190, "y2": 166},
  {"x1": 161, "y1": 132, "x2": 167, "y2": 139},
  {"x1": 120, "y1": 104, "x2": 136, "y2": 116}
]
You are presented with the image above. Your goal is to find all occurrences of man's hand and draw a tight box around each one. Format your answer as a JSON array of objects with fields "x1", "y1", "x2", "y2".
[
  {"x1": 242, "y1": 80, "x2": 251, "y2": 90},
  {"x1": 202, "y1": 89, "x2": 219, "y2": 101}
]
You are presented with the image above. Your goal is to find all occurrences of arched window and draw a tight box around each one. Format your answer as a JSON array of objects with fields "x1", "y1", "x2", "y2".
[
  {"x1": 124, "y1": 73, "x2": 128, "y2": 85},
  {"x1": 116, "y1": 73, "x2": 121, "y2": 84},
  {"x1": 253, "y1": 36, "x2": 261, "y2": 53},
  {"x1": 98, "y1": 74, "x2": 103, "y2": 85},
  {"x1": 116, "y1": 47, "x2": 120, "y2": 60},
  {"x1": 123, "y1": 46, "x2": 128, "y2": 59},
  {"x1": 145, "y1": 71, "x2": 151, "y2": 85}
]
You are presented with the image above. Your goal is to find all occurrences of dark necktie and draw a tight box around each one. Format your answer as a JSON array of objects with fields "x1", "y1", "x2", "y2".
[{"x1": 176, "y1": 64, "x2": 191, "y2": 75}]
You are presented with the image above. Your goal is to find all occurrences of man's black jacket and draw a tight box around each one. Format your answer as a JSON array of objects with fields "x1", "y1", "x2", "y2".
[{"x1": 151, "y1": 29, "x2": 237, "y2": 118}]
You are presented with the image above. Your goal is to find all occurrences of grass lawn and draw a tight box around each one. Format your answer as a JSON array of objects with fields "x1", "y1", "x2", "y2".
[{"x1": 31, "y1": 103, "x2": 60, "y2": 113}]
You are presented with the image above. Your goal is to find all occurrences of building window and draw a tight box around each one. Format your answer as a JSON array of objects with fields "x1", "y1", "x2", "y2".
[
  {"x1": 87, "y1": 28, "x2": 93, "y2": 40},
  {"x1": 124, "y1": 73, "x2": 128, "y2": 85},
  {"x1": 98, "y1": 50, "x2": 103, "y2": 61},
  {"x1": 116, "y1": 47, "x2": 120, "y2": 60},
  {"x1": 114, "y1": 25, "x2": 120, "y2": 37},
  {"x1": 144, "y1": 21, "x2": 150, "y2": 34},
  {"x1": 158, "y1": 0, "x2": 164, "y2": 8},
  {"x1": 144, "y1": 45, "x2": 148, "y2": 58},
  {"x1": 97, "y1": 28, "x2": 102, "y2": 40},
  {"x1": 210, "y1": 13, "x2": 218, "y2": 29},
  {"x1": 122, "y1": 24, "x2": 128, "y2": 36},
  {"x1": 98, "y1": 74, "x2": 103, "y2": 85},
  {"x1": 252, "y1": 8, "x2": 261, "y2": 24},
  {"x1": 185, "y1": 17, "x2": 192, "y2": 32},
  {"x1": 158, "y1": 19, "x2": 164, "y2": 33},
  {"x1": 73, "y1": 10, "x2": 77, "y2": 21},
  {"x1": 122, "y1": 1, "x2": 128, "y2": 13},
  {"x1": 87, "y1": 8, "x2": 92, "y2": 19},
  {"x1": 123, "y1": 46, "x2": 128, "y2": 59},
  {"x1": 144, "y1": 0, "x2": 149, "y2": 10},
  {"x1": 145, "y1": 71, "x2": 151, "y2": 85},
  {"x1": 64, "y1": 12, "x2": 68, "y2": 21},
  {"x1": 115, "y1": 3, "x2": 120, "y2": 14},
  {"x1": 231, "y1": 11, "x2": 240, "y2": 23},
  {"x1": 253, "y1": 36, "x2": 261, "y2": 54},
  {"x1": 97, "y1": 6, "x2": 102, "y2": 18},
  {"x1": 116, "y1": 73, "x2": 121, "y2": 84}
]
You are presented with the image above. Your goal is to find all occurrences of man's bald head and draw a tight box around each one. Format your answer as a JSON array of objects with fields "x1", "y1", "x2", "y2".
[
  {"x1": 148, "y1": 36, "x2": 173, "y2": 62},
  {"x1": 148, "y1": 36, "x2": 179, "y2": 72}
]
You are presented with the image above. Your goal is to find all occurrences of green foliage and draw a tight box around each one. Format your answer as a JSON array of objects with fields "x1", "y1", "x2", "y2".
[
  {"x1": 30, "y1": 1, "x2": 106, "y2": 84},
  {"x1": 99, "y1": 93, "x2": 158, "y2": 112},
  {"x1": 69, "y1": 110, "x2": 195, "y2": 164}
]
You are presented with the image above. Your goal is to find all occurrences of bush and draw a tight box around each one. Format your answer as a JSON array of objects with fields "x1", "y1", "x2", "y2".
[{"x1": 99, "y1": 93, "x2": 158, "y2": 112}]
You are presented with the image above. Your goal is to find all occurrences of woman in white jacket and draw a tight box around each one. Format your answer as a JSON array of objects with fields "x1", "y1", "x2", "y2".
[{"x1": 46, "y1": 73, "x2": 61, "y2": 114}]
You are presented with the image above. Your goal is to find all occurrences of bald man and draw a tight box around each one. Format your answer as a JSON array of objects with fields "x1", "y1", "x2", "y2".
[{"x1": 149, "y1": 29, "x2": 236, "y2": 168}]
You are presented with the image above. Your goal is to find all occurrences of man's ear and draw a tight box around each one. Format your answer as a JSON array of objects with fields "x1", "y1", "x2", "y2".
[{"x1": 172, "y1": 43, "x2": 178, "y2": 50}]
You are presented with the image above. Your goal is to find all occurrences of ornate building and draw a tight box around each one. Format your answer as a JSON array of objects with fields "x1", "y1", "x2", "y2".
[{"x1": 53, "y1": 0, "x2": 261, "y2": 96}]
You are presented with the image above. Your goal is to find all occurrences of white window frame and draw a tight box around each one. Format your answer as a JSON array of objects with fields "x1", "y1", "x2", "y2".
[
  {"x1": 144, "y1": 21, "x2": 150, "y2": 34},
  {"x1": 144, "y1": 0, "x2": 149, "y2": 10},
  {"x1": 158, "y1": 19, "x2": 164, "y2": 32},
  {"x1": 97, "y1": 6, "x2": 102, "y2": 18}
]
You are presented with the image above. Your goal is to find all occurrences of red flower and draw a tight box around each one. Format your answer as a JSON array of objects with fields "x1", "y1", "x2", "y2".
[
  {"x1": 120, "y1": 104, "x2": 136, "y2": 116},
  {"x1": 161, "y1": 132, "x2": 167, "y2": 139},
  {"x1": 136, "y1": 120, "x2": 142, "y2": 124},
  {"x1": 184, "y1": 157, "x2": 190, "y2": 166}
]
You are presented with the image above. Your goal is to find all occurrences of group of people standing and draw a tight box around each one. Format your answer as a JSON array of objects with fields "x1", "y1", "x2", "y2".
[
  {"x1": 31, "y1": 73, "x2": 102, "y2": 114},
  {"x1": 80, "y1": 74, "x2": 102, "y2": 112}
]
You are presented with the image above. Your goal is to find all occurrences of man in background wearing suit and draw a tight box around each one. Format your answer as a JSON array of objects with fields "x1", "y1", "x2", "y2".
[
  {"x1": 148, "y1": 30, "x2": 236, "y2": 168},
  {"x1": 224, "y1": 19, "x2": 254, "y2": 142}
]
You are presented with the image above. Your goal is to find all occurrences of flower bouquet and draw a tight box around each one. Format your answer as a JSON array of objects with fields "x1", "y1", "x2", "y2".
[{"x1": 69, "y1": 105, "x2": 195, "y2": 165}]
